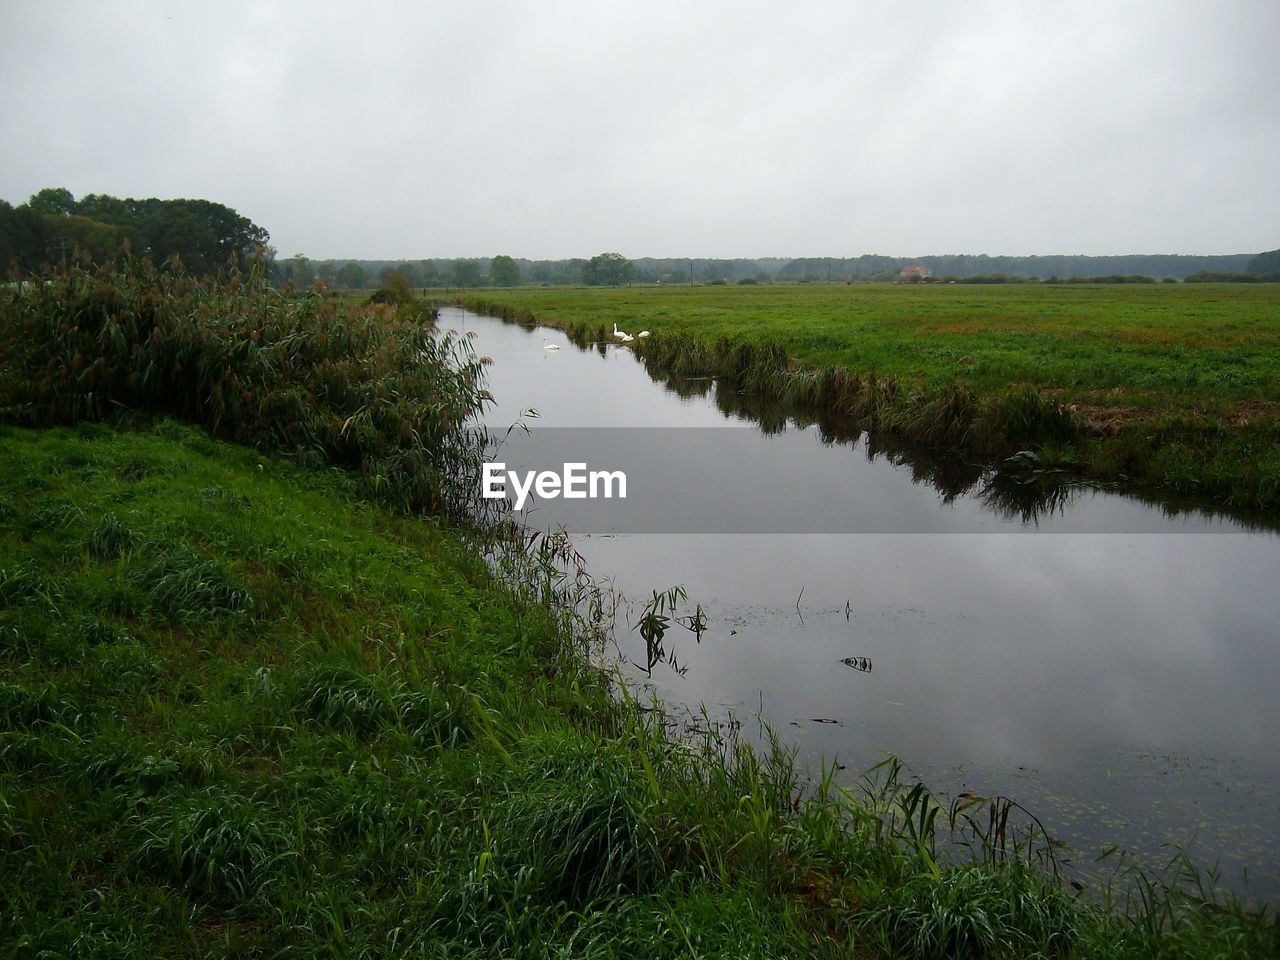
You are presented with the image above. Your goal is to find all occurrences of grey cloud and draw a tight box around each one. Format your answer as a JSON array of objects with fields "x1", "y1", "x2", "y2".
[{"x1": 2, "y1": 0, "x2": 1276, "y2": 258}]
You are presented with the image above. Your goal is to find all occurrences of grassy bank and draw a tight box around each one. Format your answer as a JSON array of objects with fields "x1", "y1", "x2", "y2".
[
  {"x1": 4, "y1": 422, "x2": 1277, "y2": 958},
  {"x1": 456, "y1": 284, "x2": 1280, "y2": 512},
  {"x1": 3, "y1": 269, "x2": 1277, "y2": 955}
]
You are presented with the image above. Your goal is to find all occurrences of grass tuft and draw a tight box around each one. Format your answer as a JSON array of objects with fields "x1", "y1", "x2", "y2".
[
  {"x1": 128, "y1": 787, "x2": 298, "y2": 899},
  {"x1": 85, "y1": 512, "x2": 142, "y2": 560}
]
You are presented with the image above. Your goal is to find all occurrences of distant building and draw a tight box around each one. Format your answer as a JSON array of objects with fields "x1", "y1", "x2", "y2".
[{"x1": 899, "y1": 264, "x2": 932, "y2": 279}]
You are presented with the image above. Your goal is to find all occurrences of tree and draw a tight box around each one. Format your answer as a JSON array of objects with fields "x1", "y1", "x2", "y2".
[
  {"x1": 369, "y1": 270, "x2": 415, "y2": 305},
  {"x1": 446, "y1": 259, "x2": 483, "y2": 288},
  {"x1": 0, "y1": 200, "x2": 47, "y2": 273},
  {"x1": 75, "y1": 192, "x2": 137, "y2": 226},
  {"x1": 335, "y1": 262, "x2": 367, "y2": 289},
  {"x1": 1247, "y1": 248, "x2": 1280, "y2": 277},
  {"x1": 489, "y1": 254, "x2": 521, "y2": 287},
  {"x1": 283, "y1": 254, "x2": 314, "y2": 287},
  {"x1": 397, "y1": 262, "x2": 422, "y2": 287},
  {"x1": 154, "y1": 199, "x2": 269, "y2": 274},
  {"x1": 50, "y1": 214, "x2": 133, "y2": 265},
  {"x1": 582, "y1": 252, "x2": 635, "y2": 286},
  {"x1": 27, "y1": 187, "x2": 76, "y2": 217}
]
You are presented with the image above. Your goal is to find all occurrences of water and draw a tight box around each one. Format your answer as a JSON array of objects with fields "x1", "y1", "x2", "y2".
[{"x1": 443, "y1": 307, "x2": 1280, "y2": 898}]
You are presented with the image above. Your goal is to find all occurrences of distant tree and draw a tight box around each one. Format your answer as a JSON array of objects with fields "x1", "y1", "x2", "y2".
[
  {"x1": 447, "y1": 258, "x2": 483, "y2": 288},
  {"x1": 335, "y1": 261, "x2": 367, "y2": 289},
  {"x1": 97, "y1": 197, "x2": 267, "y2": 274},
  {"x1": 369, "y1": 269, "x2": 415, "y2": 304},
  {"x1": 386, "y1": 270, "x2": 414, "y2": 300},
  {"x1": 417, "y1": 260, "x2": 440, "y2": 286},
  {"x1": 283, "y1": 254, "x2": 314, "y2": 287},
  {"x1": 52, "y1": 214, "x2": 133, "y2": 265},
  {"x1": 1247, "y1": 248, "x2": 1280, "y2": 277},
  {"x1": 702, "y1": 259, "x2": 731, "y2": 283},
  {"x1": 0, "y1": 200, "x2": 47, "y2": 273},
  {"x1": 489, "y1": 254, "x2": 521, "y2": 287},
  {"x1": 74, "y1": 192, "x2": 137, "y2": 225},
  {"x1": 27, "y1": 187, "x2": 76, "y2": 217},
  {"x1": 582, "y1": 252, "x2": 634, "y2": 286}
]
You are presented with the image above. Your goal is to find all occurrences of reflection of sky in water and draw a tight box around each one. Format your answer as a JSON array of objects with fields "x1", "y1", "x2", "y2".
[{"x1": 442, "y1": 308, "x2": 1280, "y2": 896}]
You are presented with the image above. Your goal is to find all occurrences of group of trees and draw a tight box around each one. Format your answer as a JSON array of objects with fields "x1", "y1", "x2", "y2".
[
  {"x1": 19, "y1": 188, "x2": 1260, "y2": 289},
  {"x1": 276, "y1": 256, "x2": 490, "y2": 290},
  {"x1": 1, "y1": 187, "x2": 269, "y2": 276},
  {"x1": 581, "y1": 252, "x2": 635, "y2": 286},
  {"x1": 277, "y1": 252, "x2": 643, "y2": 290},
  {"x1": 1246, "y1": 248, "x2": 1280, "y2": 278}
]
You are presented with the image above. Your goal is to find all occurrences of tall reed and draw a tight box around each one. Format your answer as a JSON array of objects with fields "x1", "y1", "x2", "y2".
[{"x1": 1, "y1": 261, "x2": 490, "y2": 518}]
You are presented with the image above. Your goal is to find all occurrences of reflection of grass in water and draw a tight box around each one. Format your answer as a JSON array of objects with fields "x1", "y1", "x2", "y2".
[
  {"x1": 915, "y1": 751, "x2": 1280, "y2": 904},
  {"x1": 463, "y1": 285, "x2": 1280, "y2": 515}
]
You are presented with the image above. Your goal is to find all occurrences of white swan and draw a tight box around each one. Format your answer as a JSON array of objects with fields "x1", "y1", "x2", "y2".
[
  {"x1": 612, "y1": 323, "x2": 629, "y2": 340},
  {"x1": 542, "y1": 337, "x2": 560, "y2": 351},
  {"x1": 636, "y1": 330, "x2": 650, "y2": 338}
]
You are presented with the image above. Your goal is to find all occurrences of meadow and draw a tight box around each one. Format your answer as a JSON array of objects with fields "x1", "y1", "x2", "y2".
[
  {"x1": 3, "y1": 267, "x2": 1277, "y2": 956},
  {"x1": 458, "y1": 282, "x2": 1280, "y2": 511}
]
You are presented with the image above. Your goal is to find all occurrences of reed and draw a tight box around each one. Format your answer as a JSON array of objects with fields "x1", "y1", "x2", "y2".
[{"x1": 1, "y1": 260, "x2": 490, "y2": 518}]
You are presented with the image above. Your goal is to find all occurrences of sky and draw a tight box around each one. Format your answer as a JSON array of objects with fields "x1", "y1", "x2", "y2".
[{"x1": 2, "y1": 0, "x2": 1278, "y2": 261}]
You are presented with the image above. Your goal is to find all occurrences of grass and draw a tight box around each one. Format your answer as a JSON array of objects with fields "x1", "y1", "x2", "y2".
[
  {"x1": 2, "y1": 267, "x2": 1276, "y2": 955},
  {"x1": 0, "y1": 423, "x2": 1273, "y2": 956},
  {"x1": 456, "y1": 283, "x2": 1280, "y2": 512},
  {"x1": 1, "y1": 260, "x2": 489, "y2": 518}
]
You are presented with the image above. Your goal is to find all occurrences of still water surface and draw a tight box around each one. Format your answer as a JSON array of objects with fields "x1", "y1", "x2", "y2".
[{"x1": 443, "y1": 307, "x2": 1280, "y2": 897}]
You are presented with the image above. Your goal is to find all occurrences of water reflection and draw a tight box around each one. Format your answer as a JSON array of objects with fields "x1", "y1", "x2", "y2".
[
  {"x1": 605, "y1": 326, "x2": 1278, "y2": 532},
  {"x1": 441, "y1": 307, "x2": 1280, "y2": 897}
]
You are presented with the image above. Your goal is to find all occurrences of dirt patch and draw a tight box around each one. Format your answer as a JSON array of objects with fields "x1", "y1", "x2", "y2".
[
  {"x1": 1044, "y1": 390, "x2": 1280, "y2": 434},
  {"x1": 930, "y1": 322, "x2": 994, "y2": 335},
  {"x1": 1043, "y1": 388, "x2": 1155, "y2": 434},
  {"x1": 1230, "y1": 400, "x2": 1280, "y2": 427}
]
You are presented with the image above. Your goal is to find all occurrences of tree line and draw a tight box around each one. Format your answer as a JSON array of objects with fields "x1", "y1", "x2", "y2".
[
  {"x1": 9, "y1": 186, "x2": 1270, "y2": 287},
  {"x1": 283, "y1": 251, "x2": 1278, "y2": 290},
  {"x1": 277, "y1": 251, "x2": 639, "y2": 289},
  {"x1": 1, "y1": 187, "x2": 269, "y2": 277}
]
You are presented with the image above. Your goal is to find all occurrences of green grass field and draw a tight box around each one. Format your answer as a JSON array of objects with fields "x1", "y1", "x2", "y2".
[
  {"x1": 457, "y1": 283, "x2": 1280, "y2": 511},
  {"x1": 459, "y1": 283, "x2": 1280, "y2": 417}
]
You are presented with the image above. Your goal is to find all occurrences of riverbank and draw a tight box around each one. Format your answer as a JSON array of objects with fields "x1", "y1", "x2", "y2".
[
  {"x1": 3, "y1": 270, "x2": 1276, "y2": 956},
  {"x1": 3, "y1": 421, "x2": 1276, "y2": 958},
  {"x1": 455, "y1": 284, "x2": 1280, "y2": 513}
]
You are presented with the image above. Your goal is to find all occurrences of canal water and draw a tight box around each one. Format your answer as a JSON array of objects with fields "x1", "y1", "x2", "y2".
[{"x1": 442, "y1": 307, "x2": 1280, "y2": 898}]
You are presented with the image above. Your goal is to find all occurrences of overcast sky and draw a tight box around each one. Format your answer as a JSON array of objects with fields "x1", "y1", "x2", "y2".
[{"x1": 3, "y1": 0, "x2": 1278, "y2": 260}]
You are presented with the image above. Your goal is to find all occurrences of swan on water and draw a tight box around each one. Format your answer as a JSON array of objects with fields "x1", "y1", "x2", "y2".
[{"x1": 542, "y1": 337, "x2": 560, "y2": 351}]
